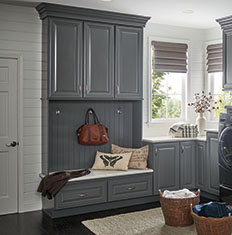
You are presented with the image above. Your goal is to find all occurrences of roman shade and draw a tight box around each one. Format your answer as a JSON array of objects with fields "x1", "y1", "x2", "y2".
[
  {"x1": 152, "y1": 41, "x2": 188, "y2": 73},
  {"x1": 207, "y1": 43, "x2": 223, "y2": 73}
]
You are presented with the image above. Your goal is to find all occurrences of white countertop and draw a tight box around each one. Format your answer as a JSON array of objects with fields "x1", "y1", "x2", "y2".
[
  {"x1": 143, "y1": 136, "x2": 206, "y2": 143},
  {"x1": 40, "y1": 168, "x2": 154, "y2": 182}
]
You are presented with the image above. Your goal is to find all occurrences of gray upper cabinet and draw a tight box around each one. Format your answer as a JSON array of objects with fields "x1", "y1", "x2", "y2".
[
  {"x1": 153, "y1": 142, "x2": 180, "y2": 194},
  {"x1": 115, "y1": 26, "x2": 143, "y2": 100},
  {"x1": 84, "y1": 22, "x2": 114, "y2": 98},
  {"x1": 217, "y1": 16, "x2": 232, "y2": 90},
  {"x1": 196, "y1": 141, "x2": 207, "y2": 191},
  {"x1": 207, "y1": 132, "x2": 219, "y2": 195},
  {"x1": 180, "y1": 141, "x2": 195, "y2": 189},
  {"x1": 222, "y1": 31, "x2": 232, "y2": 90},
  {"x1": 49, "y1": 18, "x2": 83, "y2": 99}
]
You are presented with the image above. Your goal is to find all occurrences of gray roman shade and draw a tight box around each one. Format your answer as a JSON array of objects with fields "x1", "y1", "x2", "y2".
[
  {"x1": 152, "y1": 41, "x2": 188, "y2": 73},
  {"x1": 207, "y1": 43, "x2": 222, "y2": 73}
]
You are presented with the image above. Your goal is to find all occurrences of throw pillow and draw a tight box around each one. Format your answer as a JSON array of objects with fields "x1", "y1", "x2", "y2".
[
  {"x1": 92, "y1": 151, "x2": 132, "y2": 171},
  {"x1": 111, "y1": 144, "x2": 149, "y2": 169}
]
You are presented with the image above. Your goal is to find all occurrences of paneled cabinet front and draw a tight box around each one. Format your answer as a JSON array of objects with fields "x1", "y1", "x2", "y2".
[
  {"x1": 84, "y1": 22, "x2": 114, "y2": 98},
  {"x1": 222, "y1": 31, "x2": 232, "y2": 90},
  {"x1": 115, "y1": 26, "x2": 143, "y2": 100},
  {"x1": 49, "y1": 18, "x2": 83, "y2": 99},
  {"x1": 153, "y1": 143, "x2": 180, "y2": 194},
  {"x1": 180, "y1": 141, "x2": 195, "y2": 189}
]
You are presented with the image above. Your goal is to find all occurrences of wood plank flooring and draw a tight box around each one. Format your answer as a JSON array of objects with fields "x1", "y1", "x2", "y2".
[{"x1": 0, "y1": 197, "x2": 210, "y2": 235}]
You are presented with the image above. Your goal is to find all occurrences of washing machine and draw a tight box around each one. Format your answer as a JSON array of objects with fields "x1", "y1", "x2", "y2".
[{"x1": 219, "y1": 108, "x2": 232, "y2": 205}]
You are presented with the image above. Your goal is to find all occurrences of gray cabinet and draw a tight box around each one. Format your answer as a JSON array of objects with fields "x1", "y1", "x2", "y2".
[
  {"x1": 84, "y1": 22, "x2": 114, "y2": 98},
  {"x1": 153, "y1": 143, "x2": 180, "y2": 194},
  {"x1": 222, "y1": 31, "x2": 232, "y2": 90},
  {"x1": 55, "y1": 179, "x2": 107, "y2": 209},
  {"x1": 180, "y1": 141, "x2": 195, "y2": 189},
  {"x1": 115, "y1": 26, "x2": 143, "y2": 99},
  {"x1": 207, "y1": 132, "x2": 219, "y2": 195},
  {"x1": 217, "y1": 16, "x2": 232, "y2": 90},
  {"x1": 108, "y1": 174, "x2": 152, "y2": 202},
  {"x1": 196, "y1": 141, "x2": 207, "y2": 190},
  {"x1": 49, "y1": 18, "x2": 83, "y2": 99}
]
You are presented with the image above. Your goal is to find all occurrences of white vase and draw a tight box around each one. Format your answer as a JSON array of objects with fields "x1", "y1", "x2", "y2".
[{"x1": 196, "y1": 113, "x2": 206, "y2": 136}]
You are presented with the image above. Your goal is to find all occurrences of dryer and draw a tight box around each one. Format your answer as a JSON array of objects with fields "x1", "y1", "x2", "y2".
[{"x1": 219, "y1": 110, "x2": 232, "y2": 205}]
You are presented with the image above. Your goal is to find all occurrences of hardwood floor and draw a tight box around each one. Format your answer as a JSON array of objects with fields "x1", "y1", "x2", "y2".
[
  {"x1": 0, "y1": 202, "x2": 160, "y2": 235},
  {"x1": 0, "y1": 197, "x2": 210, "y2": 235}
]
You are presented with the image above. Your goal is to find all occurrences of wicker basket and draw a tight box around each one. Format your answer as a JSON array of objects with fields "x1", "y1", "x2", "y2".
[
  {"x1": 191, "y1": 205, "x2": 232, "y2": 235},
  {"x1": 160, "y1": 189, "x2": 200, "y2": 227}
]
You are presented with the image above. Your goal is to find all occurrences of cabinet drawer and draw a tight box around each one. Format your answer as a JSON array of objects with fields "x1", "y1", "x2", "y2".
[
  {"x1": 55, "y1": 179, "x2": 107, "y2": 209},
  {"x1": 108, "y1": 174, "x2": 152, "y2": 202}
]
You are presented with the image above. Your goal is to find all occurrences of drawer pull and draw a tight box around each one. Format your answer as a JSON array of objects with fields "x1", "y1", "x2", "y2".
[
  {"x1": 79, "y1": 193, "x2": 88, "y2": 197},
  {"x1": 128, "y1": 186, "x2": 136, "y2": 190}
]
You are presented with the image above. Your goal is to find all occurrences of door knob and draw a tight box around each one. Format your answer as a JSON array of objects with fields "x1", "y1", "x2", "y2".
[{"x1": 6, "y1": 141, "x2": 18, "y2": 147}]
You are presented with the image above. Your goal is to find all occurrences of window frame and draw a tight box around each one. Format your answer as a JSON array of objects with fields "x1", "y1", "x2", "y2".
[
  {"x1": 205, "y1": 39, "x2": 223, "y2": 123},
  {"x1": 147, "y1": 36, "x2": 189, "y2": 124}
]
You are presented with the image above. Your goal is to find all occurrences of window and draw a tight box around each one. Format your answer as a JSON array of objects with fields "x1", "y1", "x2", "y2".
[
  {"x1": 150, "y1": 40, "x2": 188, "y2": 121},
  {"x1": 206, "y1": 43, "x2": 232, "y2": 120},
  {"x1": 208, "y1": 72, "x2": 232, "y2": 120}
]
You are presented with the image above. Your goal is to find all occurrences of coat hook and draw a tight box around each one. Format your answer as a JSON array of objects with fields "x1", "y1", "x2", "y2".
[
  {"x1": 88, "y1": 110, "x2": 93, "y2": 114},
  {"x1": 56, "y1": 107, "x2": 61, "y2": 115}
]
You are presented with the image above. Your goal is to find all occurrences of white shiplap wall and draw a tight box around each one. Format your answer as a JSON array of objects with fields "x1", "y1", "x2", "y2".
[
  {"x1": 143, "y1": 23, "x2": 207, "y2": 137},
  {"x1": 0, "y1": 4, "x2": 42, "y2": 212}
]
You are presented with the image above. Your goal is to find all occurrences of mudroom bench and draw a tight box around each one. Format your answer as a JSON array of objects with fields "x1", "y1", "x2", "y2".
[{"x1": 40, "y1": 169, "x2": 156, "y2": 218}]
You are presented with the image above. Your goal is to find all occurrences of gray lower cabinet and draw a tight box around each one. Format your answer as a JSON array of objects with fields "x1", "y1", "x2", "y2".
[
  {"x1": 207, "y1": 132, "x2": 219, "y2": 195},
  {"x1": 108, "y1": 174, "x2": 152, "y2": 201},
  {"x1": 115, "y1": 26, "x2": 143, "y2": 100},
  {"x1": 153, "y1": 143, "x2": 180, "y2": 194},
  {"x1": 84, "y1": 22, "x2": 114, "y2": 98},
  {"x1": 180, "y1": 141, "x2": 195, "y2": 189},
  {"x1": 55, "y1": 179, "x2": 107, "y2": 209},
  {"x1": 49, "y1": 18, "x2": 83, "y2": 99},
  {"x1": 196, "y1": 141, "x2": 207, "y2": 190}
]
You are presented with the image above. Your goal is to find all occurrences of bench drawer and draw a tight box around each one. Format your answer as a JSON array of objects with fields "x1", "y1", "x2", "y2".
[
  {"x1": 55, "y1": 179, "x2": 107, "y2": 209},
  {"x1": 108, "y1": 173, "x2": 152, "y2": 202}
]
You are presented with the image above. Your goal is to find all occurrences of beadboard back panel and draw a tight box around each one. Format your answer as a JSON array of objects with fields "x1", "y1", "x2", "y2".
[{"x1": 48, "y1": 100, "x2": 142, "y2": 172}]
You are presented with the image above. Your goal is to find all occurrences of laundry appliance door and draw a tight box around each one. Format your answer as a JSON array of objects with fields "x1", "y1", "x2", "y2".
[
  {"x1": 220, "y1": 184, "x2": 232, "y2": 206},
  {"x1": 219, "y1": 126, "x2": 232, "y2": 169}
]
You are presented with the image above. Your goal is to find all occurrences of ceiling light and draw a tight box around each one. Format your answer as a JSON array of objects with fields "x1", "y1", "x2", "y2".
[
  {"x1": 101, "y1": 0, "x2": 112, "y2": 2},
  {"x1": 182, "y1": 10, "x2": 194, "y2": 14}
]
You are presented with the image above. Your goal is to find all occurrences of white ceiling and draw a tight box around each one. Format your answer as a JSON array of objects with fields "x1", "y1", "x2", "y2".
[{"x1": 2, "y1": 0, "x2": 232, "y2": 29}]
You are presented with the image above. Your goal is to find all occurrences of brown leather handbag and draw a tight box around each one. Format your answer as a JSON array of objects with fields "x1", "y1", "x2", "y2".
[{"x1": 77, "y1": 108, "x2": 109, "y2": 145}]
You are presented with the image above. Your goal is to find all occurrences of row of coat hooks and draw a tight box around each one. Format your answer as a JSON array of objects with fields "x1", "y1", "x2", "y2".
[{"x1": 55, "y1": 107, "x2": 122, "y2": 115}]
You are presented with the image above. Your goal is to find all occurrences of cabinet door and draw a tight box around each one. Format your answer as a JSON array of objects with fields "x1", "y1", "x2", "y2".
[
  {"x1": 153, "y1": 143, "x2": 179, "y2": 194},
  {"x1": 223, "y1": 31, "x2": 232, "y2": 90},
  {"x1": 84, "y1": 22, "x2": 114, "y2": 98},
  {"x1": 49, "y1": 18, "x2": 83, "y2": 99},
  {"x1": 180, "y1": 141, "x2": 195, "y2": 189},
  {"x1": 115, "y1": 26, "x2": 143, "y2": 100},
  {"x1": 207, "y1": 132, "x2": 219, "y2": 195},
  {"x1": 196, "y1": 141, "x2": 207, "y2": 190}
]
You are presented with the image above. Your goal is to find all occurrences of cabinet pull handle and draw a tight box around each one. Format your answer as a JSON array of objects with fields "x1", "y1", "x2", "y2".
[
  {"x1": 128, "y1": 186, "x2": 136, "y2": 190},
  {"x1": 85, "y1": 85, "x2": 89, "y2": 94},
  {"x1": 116, "y1": 85, "x2": 120, "y2": 94},
  {"x1": 79, "y1": 85, "x2": 82, "y2": 94},
  {"x1": 155, "y1": 147, "x2": 158, "y2": 156},
  {"x1": 181, "y1": 146, "x2": 184, "y2": 153},
  {"x1": 79, "y1": 193, "x2": 88, "y2": 197}
]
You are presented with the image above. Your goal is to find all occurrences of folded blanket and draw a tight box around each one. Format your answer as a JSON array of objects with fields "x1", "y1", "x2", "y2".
[{"x1": 162, "y1": 188, "x2": 196, "y2": 199}]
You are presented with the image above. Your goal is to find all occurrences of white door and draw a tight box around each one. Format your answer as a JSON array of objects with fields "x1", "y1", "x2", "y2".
[{"x1": 0, "y1": 58, "x2": 18, "y2": 215}]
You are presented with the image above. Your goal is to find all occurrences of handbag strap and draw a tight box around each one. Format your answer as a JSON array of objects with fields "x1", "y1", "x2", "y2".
[{"x1": 85, "y1": 108, "x2": 101, "y2": 125}]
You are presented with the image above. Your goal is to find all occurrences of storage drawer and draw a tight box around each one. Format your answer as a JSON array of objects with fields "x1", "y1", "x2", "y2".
[
  {"x1": 55, "y1": 179, "x2": 107, "y2": 209},
  {"x1": 108, "y1": 173, "x2": 152, "y2": 202}
]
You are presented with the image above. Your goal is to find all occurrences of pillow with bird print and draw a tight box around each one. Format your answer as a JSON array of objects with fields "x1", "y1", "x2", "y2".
[{"x1": 92, "y1": 151, "x2": 132, "y2": 171}]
